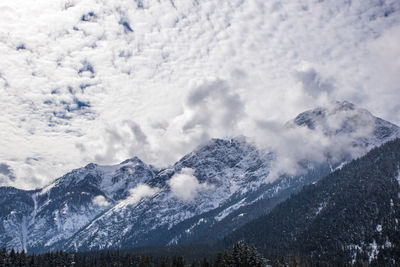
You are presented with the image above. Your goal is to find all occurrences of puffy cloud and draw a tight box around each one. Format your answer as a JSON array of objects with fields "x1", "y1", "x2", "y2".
[
  {"x1": 126, "y1": 184, "x2": 159, "y2": 206},
  {"x1": 295, "y1": 67, "x2": 334, "y2": 99},
  {"x1": 354, "y1": 25, "x2": 400, "y2": 122},
  {"x1": 1, "y1": 0, "x2": 400, "y2": 188},
  {"x1": 167, "y1": 168, "x2": 213, "y2": 202},
  {"x1": 183, "y1": 79, "x2": 244, "y2": 135},
  {"x1": 92, "y1": 195, "x2": 111, "y2": 207},
  {"x1": 146, "y1": 79, "x2": 245, "y2": 166}
]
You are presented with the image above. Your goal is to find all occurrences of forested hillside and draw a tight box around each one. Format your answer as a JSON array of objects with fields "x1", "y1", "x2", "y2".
[{"x1": 225, "y1": 138, "x2": 400, "y2": 265}]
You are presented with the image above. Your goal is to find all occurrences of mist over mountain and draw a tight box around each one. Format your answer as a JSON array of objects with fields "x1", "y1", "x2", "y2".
[
  {"x1": 1, "y1": 102, "x2": 399, "y2": 256},
  {"x1": 224, "y1": 138, "x2": 400, "y2": 265}
]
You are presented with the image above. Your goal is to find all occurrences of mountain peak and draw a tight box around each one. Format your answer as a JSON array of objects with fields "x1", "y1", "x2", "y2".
[
  {"x1": 289, "y1": 100, "x2": 400, "y2": 151},
  {"x1": 292, "y1": 100, "x2": 361, "y2": 129},
  {"x1": 179, "y1": 136, "x2": 255, "y2": 166},
  {"x1": 331, "y1": 100, "x2": 356, "y2": 111},
  {"x1": 84, "y1": 162, "x2": 98, "y2": 170},
  {"x1": 204, "y1": 136, "x2": 247, "y2": 148},
  {"x1": 119, "y1": 156, "x2": 144, "y2": 165}
]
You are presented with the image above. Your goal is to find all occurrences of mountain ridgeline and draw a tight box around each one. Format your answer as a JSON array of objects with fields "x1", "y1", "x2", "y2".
[
  {"x1": 224, "y1": 138, "x2": 400, "y2": 265},
  {"x1": 0, "y1": 101, "x2": 399, "y2": 260}
]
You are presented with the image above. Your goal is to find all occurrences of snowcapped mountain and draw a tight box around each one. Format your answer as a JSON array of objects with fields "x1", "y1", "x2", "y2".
[
  {"x1": 290, "y1": 101, "x2": 400, "y2": 148},
  {"x1": 1, "y1": 101, "x2": 399, "y2": 253},
  {"x1": 0, "y1": 158, "x2": 157, "y2": 253},
  {"x1": 62, "y1": 137, "x2": 275, "y2": 251}
]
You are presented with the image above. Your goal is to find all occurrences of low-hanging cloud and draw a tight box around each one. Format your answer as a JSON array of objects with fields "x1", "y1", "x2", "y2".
[
  {"x1": 252, "y1": 101, "x2": 379, "y2": 181},
  {"x1": 126, "y1": 184, "x2": 159, "y2": 206},
  {"x1": 167, "y1": 168, "x2": 213, "y2": 202},
  {"x1": 92, "y1": 195, "x2": 111, "y2": 207}
]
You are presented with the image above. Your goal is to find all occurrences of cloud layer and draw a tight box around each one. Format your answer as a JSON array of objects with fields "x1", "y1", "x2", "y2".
[{"x1": 0, "y1": 0, "x2": 399, "y2": 188}]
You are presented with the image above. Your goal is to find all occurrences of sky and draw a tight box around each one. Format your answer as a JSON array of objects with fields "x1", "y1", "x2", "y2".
[{"x1": 0, "y1": 0, "x2": 399, "y2": 189}]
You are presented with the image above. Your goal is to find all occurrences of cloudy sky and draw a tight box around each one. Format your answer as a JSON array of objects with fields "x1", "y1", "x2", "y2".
[{"x1": 0, "y1": 0, "x2": 399, "y2": 189}]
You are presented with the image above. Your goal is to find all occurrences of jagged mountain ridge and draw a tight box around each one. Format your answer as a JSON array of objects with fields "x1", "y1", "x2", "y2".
[
  {"x1": 1, "y1": 101, "x2": 399, "y2": 253},
  {"x1": 63, "y1": 137, "x2": 275, "y2": 251},
  {"x1": 0, "y1": 158, "x2": 157, "y2": 253}
]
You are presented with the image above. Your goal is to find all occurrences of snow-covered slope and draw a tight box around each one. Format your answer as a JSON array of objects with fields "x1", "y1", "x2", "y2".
[
  {"x1": 62, "y1": 137, "x2": 275, "y2": 250},
  {"x1": 1, "y1": 101, "x2": 399, "y2": 253},
  {"x1": 0, "y1": 158, "x2": 157, "y2": 253},
  {"x1": 0, "y1": 187, "x2": 37, "y2": 252}
]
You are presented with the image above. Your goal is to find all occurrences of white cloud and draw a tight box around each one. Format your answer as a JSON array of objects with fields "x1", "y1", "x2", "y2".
[
  {"x1": 251, "y1": 101, "x2": 380, "y2": 181},
  {"x1": 0, "y1": 0, "x2": 399, "y2": 188},
  {"x1": 167, "y1": 168, "x2": 213, "y2": 202},
  {"x1": 92, "y1": 195, "x2": 110, "y2": 207},
  {"x1": 126, "y1": 184, "x2": 159, "y2": 206}
]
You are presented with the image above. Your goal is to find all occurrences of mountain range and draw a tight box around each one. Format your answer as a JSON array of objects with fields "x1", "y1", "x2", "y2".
[{"x1": 1, "y1": 101, "x2": 399, "y2": 256}]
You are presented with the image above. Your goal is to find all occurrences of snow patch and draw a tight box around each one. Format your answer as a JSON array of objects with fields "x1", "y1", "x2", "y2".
[
  {"x1": 185, "y1": 218, "x2": 207, "y2": 234},
  {"x1": 54, "y1": 210, "x2": 62, "y2": 232},
  {"x1": 21, "y1": 216, "x2": 27, "y2": 252},
  {"x1": 215, "y1": 198, "x2": 247, "y2": 221},
  {"x1": 385, "y1": 239, "x2": 393, "y2": 248},
  {"x1": 315, "y1": 201, "x2": 327, "y2": 215},
  {"x1": 347, "y1": 244, "x2": 362, "y2": 264},
  {"x1": 44, "y1": 209, "x2": 101, "y2": 247},
  {"x1": 168, "y1": 235, "x2": 180, "y2": 245},
  {"x1": 368, "y1": 240, "x2": 378, "y2": 263},
  {"x1": 334, "y1": 161, "x2": 348, "y2": 171}
]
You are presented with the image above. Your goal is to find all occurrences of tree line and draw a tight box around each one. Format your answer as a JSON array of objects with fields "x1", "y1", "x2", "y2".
[{"x1": 0, "y1": 242, "x2": 267, "y2": 267}]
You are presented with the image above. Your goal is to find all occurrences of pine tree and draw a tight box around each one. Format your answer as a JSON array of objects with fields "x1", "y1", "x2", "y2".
[
  {"x1": 157, "y1": 257, "x2": 168, "y2": 267},
  {"x1": 29, "y1": 254, "x2": 36, "y2": 267},
  {"x1": 230, "y1": 243, "x2": 241, "y2": 267},
  {"x1": 201, "y1": 257, "x2": 211, "y2": 267},
  {"x1": 9, "y1": 248, "x2": 16, "y2": 266},
  {"x1": 0, "y1": 248, "x2": 7, "y2": 267},
  {"x1": 214, "y1": 252, "x2": 228, "y2": 267},
  {"x1": 171, "y1": 255, "x2": 185, "y2": 267},
  {"x1": 18, "y1": 250, "x2": 27, "y2": 267},
  {"x1": 239, "y1": 243, "x2": 249, "y2": 267},
  {"x1": 139, "y1": 255, "x2": 151, "y2": 267}
]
